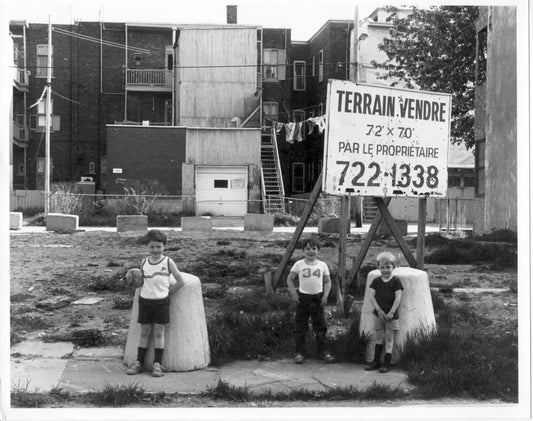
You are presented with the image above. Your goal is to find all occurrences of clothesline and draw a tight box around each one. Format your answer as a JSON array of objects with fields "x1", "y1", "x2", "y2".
[{"x1": 269, "y1": 115, "x2": 327, "y2": 144}]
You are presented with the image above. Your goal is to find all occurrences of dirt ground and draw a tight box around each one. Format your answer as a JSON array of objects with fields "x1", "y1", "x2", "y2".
[{"x1": 9, "y1": 228, "x2": 518, "y2": 348}]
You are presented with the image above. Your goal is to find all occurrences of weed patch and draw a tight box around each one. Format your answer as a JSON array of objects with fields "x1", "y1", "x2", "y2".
[
  {"x1": 475, "y1": 228, "x2": 517, "y2": 244},
  {"x1": 85, "y1": 383, "x2": 144, "y2": 406},
  {"x1": 400, "y1": 299, "x2": 518, "y2": 401},
  {"x1": 10, "y1": 293, "x2": 35, "y2": 303},
  {"x1": 426, "y1": 240, "x2": 516, "y2": 268},
  {"x1": 11, "y1": 380, "x2": 51, "y2": 408},
  {"x1": 44, "y1": 328, "x2": 109, "y2": 347},
  {"x1": 113, "y1": 295, "x2": 133, "y2": 310},
  {"x1": 274, "y1": 213, "x2": 300, "y2": 227},
  {"x1": 12, "y1": 314, "x2": 52, "y2": 331},
  {"x1": 86, "y1": 272, "x2": 127, "y2": 292},
  {"x1": 327, "y1": 318, "x2": 368, "y2": 363}
]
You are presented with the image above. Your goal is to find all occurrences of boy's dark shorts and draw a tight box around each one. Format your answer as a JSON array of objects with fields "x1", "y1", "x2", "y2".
[{"x1": 138, "y1": 295, "x2": 170, "y2": 324}]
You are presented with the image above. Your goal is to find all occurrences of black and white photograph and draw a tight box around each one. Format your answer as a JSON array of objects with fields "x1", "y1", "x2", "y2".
[{"x1": 1, "y1": 0, "x2": 530, "y2": 420}]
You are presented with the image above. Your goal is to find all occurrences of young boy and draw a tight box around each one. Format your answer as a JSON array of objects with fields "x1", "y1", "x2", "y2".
[
  {"x1": 126, "y1": 229, "x2": 185, "y2": 377},
  {"x1": 287, "y1": 237, "x2": 335, "y2": 364},
  {"x1": 365, "y1": 251, "x2": 403, "y2": 373}
]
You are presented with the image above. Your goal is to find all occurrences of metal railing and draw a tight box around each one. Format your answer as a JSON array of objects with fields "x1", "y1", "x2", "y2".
[{"x1": 126, "y1": 69, "x2": 172, "y2": 87}]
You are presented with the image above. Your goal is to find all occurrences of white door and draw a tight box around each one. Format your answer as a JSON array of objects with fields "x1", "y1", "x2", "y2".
[{"x1": 195, "y1": 166, "x2": 248, "y2": 216}]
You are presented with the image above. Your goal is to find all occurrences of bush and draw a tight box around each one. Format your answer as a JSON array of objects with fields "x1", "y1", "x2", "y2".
[
  {"x1": 327, "y1": 317, "x2": 368, "y2": 363},
  {"x1": 475, "y1": 228, "x2": 517, "y2": 244},
  {"x1": 274, "y1": 213, "x2": 300, "y2": 226},
  {"x1": 49, "y1": 184, "x2": 83, "y2": 215},
  {"x1": 86, "y1": 383, "x2": 144, "y2": 406}
]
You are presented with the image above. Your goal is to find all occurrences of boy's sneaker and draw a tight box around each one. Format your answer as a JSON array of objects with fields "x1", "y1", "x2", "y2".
[
  {"x1": 294, "y1": 354, "x2": 305, "y2": 364},
  {"x1": 126, "y1": 360, "x2": 143, "y2": 375},
  {"x1": 365, "y1": 361, "x2": 381, "y2": 371},
  {"x1": 152, "y1": 362, "x2": 164, "y2": 377},
  {"x1": 378, "y1": 364, "x2": 390, "y2": 373},
  {"x1": 320, "y1": 353, "x2": 336, "y2": 364}
]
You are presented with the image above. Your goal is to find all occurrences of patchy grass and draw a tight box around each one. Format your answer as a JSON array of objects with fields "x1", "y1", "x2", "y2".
[
  {"x1": 327, "y1": 318, "x2": 368, "y2": 363},
  {"x1": 207, "y1": 297, "x2": 295, "y2": 365},
  {"x1": 274, "y1": 213, "x2": 300, "y2": 227},
  {"x1": 12, "y1": 314, "x2": 52, "y2": 331},
  {"x1": 426, "y1": 240, "x2": 516, "y2": 269},
  {"x1": 204, "y1": 379, "x2": 409, "y2": 402},
  {"x1": 475, "y1": 228, "x2": 517, "y2": 244},
  {"x1": 399, "y1": 295, "x2": 518, "y2": 402},
  {"x1": 44, "y1": 328, "x2": 109, "y2": 347},
  {"x1": 11, "y1": 380, "x2": 52, "y2": 408},
  {"x1": 86, "y1": 272, "x2": 127, "y2": 292},
  {"x1": 85, "y1": 383, "x2": 145, "y2": 406},
  {"x1": 112, "y1": 295, "x2": 133, "y2": 310},
  {"x1": 10, "y1": 293, "x2": 35, "y2": 303}
]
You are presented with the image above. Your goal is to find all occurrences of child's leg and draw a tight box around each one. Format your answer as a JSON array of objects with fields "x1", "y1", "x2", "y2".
[
  {"x1": 152, "y1": 323, "x2": 166, "y2": 363},
  {"x1": 294, "y1": 293, "x2": 310, "y2": 356},
  {"x1": 379, "y1": 319, "x2": 399, "y2": 373},
  {"x1": 310, "y1": 295, "x2": 328, "y2": 356},
  {"x1": 365, "y1": 316, "x2": 385, "y2": 370},
  {"x1": 138, "y1": 323, "x2": 152, "y2": 363}
]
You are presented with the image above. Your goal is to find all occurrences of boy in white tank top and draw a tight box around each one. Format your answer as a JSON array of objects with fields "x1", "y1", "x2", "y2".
[{"x1": 126, "y1": 229, "x2": 184, "y2": 377}]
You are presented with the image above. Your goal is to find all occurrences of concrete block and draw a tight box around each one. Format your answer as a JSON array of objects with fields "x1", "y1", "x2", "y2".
[
  {"x1": 377, "y1": 219, "x2": 408, "y2": 236},
  {"x1": 46, "y1": 213, "x2": 79, "y2": 232},
  {"x1": 116, "y1": 215, "x2": 148, "y2": 232},
  {"x1": 10, "y1": 212, "x2": 23, "y2": 230},
  {"x1": 244, "y1": 213, "x2": 274, "y2": 232},
  {"x1": 181, "y1": 216, "x2": 212, "y2": 232},
  {"x1": 124, "y1": 273, "x2": 211, "y2": 371},
  {"x1": 317, "y1": 218, "x2": 351, "y2": 234},
  {"x1": 359, "y1": 267, "x2": 436, "y2": 363}
]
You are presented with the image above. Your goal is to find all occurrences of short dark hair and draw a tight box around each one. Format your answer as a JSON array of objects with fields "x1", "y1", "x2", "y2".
[
  {"x1": 302, "y1": 236, "x2": 321, "y2": 250},
  {"x1": 144, "y1": 229, "x2": 167, "y2": 245}
]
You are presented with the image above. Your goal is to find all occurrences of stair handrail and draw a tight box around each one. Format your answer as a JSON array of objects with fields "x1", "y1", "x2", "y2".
[
  {"x1": 271, "y1": 127, "x2": 285, "y2": 198},
  {"x1": 259, "y1": 164, "x2": 267, "y2": 214}
]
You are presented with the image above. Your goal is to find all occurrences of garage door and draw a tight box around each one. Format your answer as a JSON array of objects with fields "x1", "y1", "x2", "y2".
[{"x1": 195, "y1": 166, "x2": 248, "y2": 216}]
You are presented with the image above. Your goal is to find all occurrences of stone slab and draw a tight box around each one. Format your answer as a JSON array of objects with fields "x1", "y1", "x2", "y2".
[
  {"x1": 10, "y1": 212, "x2": 23, "y2": 230},
  {"x1": 116, "y1": 215, "x2": 148, "y2": 232},
  {"x1": 244, "y1": 213, "x2": 274, "y2": 232},
  {"x1": 46, "y1": 213, "x2": 79, "y2": 232},
  {"x1": 11, "y1": 340, "x2": 74, "y2": 358},
  {"x1": 72, "y1": 346, "x2": 124, "y2": 360},
  {"x1": 181, "y1": 216, "x2": 212, "y2": 231},
  {"x1": 318, "y1": 218, "x2": 351, "y2": 234},
  {"x1": 60, "y1": 359, "x2": 219, "y2": 394},
  {"x1": 11, "y1": 358, "x2": 69, "y2": 392}
]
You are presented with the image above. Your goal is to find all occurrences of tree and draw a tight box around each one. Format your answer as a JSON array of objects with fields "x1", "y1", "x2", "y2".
[{"x1": 376, "y1": 6, "x2": 479, "y2": 149}]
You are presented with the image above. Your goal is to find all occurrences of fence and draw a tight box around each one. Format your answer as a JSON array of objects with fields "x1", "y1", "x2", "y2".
[
  {"x1": 437, "y1": 198, "x2": 474, "y2": 231},
  {"x1": 10, "y1": 190, "x2": 45, "y2": 211}
]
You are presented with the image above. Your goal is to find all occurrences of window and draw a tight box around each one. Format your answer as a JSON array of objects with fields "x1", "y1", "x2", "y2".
[
  {"x1": 448, "y1": 176, "x2": 461, "y2": 188},
  {"x1": 263, "y1": 101, "x2": 278, "y2": 121},
  {"x1": 30, "y1": 99, "x2": 60, "y2": 132},
  {"x1": 36, "y1": 44, "x2": 53, "y2": 78},
  {"x1": 293, "y1": 110, "x2": 305, "y2": 122},
  {"x1": 88, "y1": 162, "x2": 96, "y2": 175},
  {"x1": 214, "y1": 180, "x2": 228, "y2": 188},
  {"x1": 263, "y1": 49, "x2": 286, "y2": 80},
  {"x1": 17, "y1": 163, "x2": 25, "y2": 176},
  {"x1": 475, "y1": 139, "x2": 485, "y2": 196},
  {"x1": 165, "y1": 46, "x2": 173, "y2": 71},
  {"x1": 134, "y1": 53, "x2": 142, "y2": 66},
  {"x1": 292, "y1": 162, "x2": 305, "y2": 193},
  {"x1": 311, "y1": 56, "x2": 315, "y2": 77},
  {"x1": 293, "y1": 61, "x2": 306, "y2": 91},
  {"x1": 318, "y1": 49, "x2": 324, "y2": 82},
  {"x1": 463, "y1": 176, "x2": 476, "y2": 188}
]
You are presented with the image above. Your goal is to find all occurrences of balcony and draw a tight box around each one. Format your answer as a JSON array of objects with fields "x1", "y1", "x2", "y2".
[
  {"x1": 13, "y1": 68, "x2": 29, "y2": 92},
  {"x1": 125, "y1": 69, "x2": 172, "y2": 91}
]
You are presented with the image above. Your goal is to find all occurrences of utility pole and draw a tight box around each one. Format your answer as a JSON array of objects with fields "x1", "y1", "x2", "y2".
[{"x1": 44, "y1": 15, "x2": 52, "y2": 215}]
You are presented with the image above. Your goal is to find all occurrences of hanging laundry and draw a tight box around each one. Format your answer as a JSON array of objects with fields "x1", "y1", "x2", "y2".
[
  {"x1": 295, "y1": 122, "x2": 303, "y2": 142},
  {"x1": 285, "y1": 122, "x2": 296, "y2": 143},
  {"x1": 305, "y1": 120, "x2": 314, "y2": 136},
  {"x1": 275, "y1": 122, "x2": 285, "y2": 134}
]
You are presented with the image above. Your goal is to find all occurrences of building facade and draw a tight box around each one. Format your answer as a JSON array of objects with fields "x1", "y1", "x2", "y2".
[{"x1": 473, "y1": 6, "x2": 517, "y2": 233}]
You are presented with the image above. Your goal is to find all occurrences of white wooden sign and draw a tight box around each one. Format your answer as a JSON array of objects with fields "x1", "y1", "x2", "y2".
[{"x1": 323, "y1": 80, "x2": 451, "y2": 197}]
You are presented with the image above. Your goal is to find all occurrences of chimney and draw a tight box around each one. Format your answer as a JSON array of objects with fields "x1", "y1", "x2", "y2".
[{"x1": 227, "y1": 5, "x2": 237, "y2": 24}]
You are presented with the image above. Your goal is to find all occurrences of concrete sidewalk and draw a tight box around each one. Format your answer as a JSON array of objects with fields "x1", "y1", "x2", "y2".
[{"x1": 11, "y1": 341, "x2": 413, "y2": 396}]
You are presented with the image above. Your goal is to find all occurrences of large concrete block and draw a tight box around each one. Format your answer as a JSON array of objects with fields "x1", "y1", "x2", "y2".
[
  {"x1": 10, "y1": 212, "x2": 23, "y2": 230},
  {"x1": 376, "y1": 219, "x2": 408, "y2": 236},
  {"x1": 181, "y1": 216, "x2": 212, "y2": 232},
  {"x1": 244, "y1": 213, "x2": 274, "y2": 232},
  {"x1": 317, "y1": 218, "x2": 350, "y2": 234},
  {"x1": 124, "y1": 273, "x2": 211, "y2": 371},
  {"x1": 46, "y1": 213, "x2": 79, "y2": 232},
  {"x1": 116, "y1": 215, "x2": 148, "y2": 232},
  {"x1": 359, "y1": 267, "x2": 436, "y2": 363}
]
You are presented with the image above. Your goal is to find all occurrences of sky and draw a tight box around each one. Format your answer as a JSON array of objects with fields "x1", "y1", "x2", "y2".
[{"x1": 3, "y1": 0, "x2": 379, "y2": 41}]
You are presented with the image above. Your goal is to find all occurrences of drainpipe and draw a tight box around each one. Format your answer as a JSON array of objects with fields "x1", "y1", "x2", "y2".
[
  {"x1": 172, "y1": 27, "x2": 176, "y2": 125},
  {"x1": 23, "y1": 23, "x2": 28, "y2": 188}
]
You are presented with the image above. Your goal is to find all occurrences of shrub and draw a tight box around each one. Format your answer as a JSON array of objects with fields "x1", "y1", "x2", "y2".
[
  {"x1": 86, "y1": 383, "x2": 144, "y2": 406},
  {"x1": 11, "y1": 380, "x2": 51, "y2": 408},
  {"x1": 49, "y1": 184, "x2": 83, "y2": 215},
  {"x1": 273, "y1": 213, "x2": 300, "y2": 227},
  {"x1": 12, "y1": 314, "x2": 52, "y2": 331},
  {"x1": 327, "y1": 317, "x2": 368, "y2": 363},
  {"x1": 86, "y1": 272, "x2": 127, "y2": 292},
  {"x1": 426, "y1": 240, "x2": 517, "y2": 268},
  {"x1": 475, "y1": 228, "x2": 517, "y2": 244}
]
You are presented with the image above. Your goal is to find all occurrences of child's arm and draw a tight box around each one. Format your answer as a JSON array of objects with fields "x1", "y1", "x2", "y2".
[
  {"x1": 368, "y1": 288, "x2": 386, "y2": 320},
  {"x1": 386, "y1": 290, "x2": 402, "y2": 320},
  {"x1": 287, "y1": 271, "x2": 299, "y2": 303},
  {"x1": 168, "y1": 258, "x2": 185, "y2": 295},
  {"x1": 321, "y1": 275, "x2": 331, "y2": 307}
]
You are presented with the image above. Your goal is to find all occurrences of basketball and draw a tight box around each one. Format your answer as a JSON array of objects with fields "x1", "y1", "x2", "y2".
[{"x1": 125, "y1": 268, "x2": 143, "y2": 288}]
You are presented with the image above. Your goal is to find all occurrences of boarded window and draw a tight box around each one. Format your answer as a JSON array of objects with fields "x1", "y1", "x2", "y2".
[{"x1": 214, "y1": 180, "x2": 228, "y2": 188}]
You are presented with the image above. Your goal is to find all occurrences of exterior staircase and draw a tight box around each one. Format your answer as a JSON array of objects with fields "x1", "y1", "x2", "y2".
[
  {"x1": 260, "y1": 127, "x2": 285, "y2": 214},
  {"x1": 363, "y1": 196, "x2": 378, "y2": 223}
]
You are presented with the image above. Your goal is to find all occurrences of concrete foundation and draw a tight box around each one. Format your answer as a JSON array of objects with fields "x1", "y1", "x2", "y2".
[
  {"x1": 46, "y1": 213, "x2": 79, "y2": 232},
  {"x1": 376, "y1": 219, "x2": 408, "y2": 236},
  {"x1": 317, "y1": 218, "x2": 351, "y2": 234},
  {"x1": 359, "y1": 267, "x2": 436, "y2": 363},
  {"x1": 116, "y1": 215, "x2": 148, "y2": 232},
  {"x1": 244, "y1": 213, "x2": 274, "y2": 232},
  {"x1": 124, "y1": 273, "x2": 210, "y2": 371},
  {"x1": 10, "y1": 212, "x2": 23, "y2": 230},
  {"x1": 181, "y1": 216, "x2": 212, "y2": 231}
]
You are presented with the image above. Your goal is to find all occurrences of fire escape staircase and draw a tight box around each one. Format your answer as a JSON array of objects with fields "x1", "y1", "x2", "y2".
[{"x1": 260, "y1": 127, "x2": 285, "y2": 214}]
